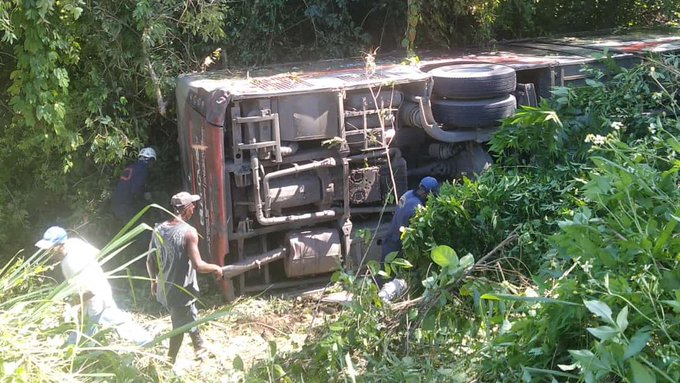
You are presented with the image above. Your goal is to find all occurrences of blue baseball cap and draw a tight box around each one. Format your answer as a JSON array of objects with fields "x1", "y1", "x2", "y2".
[
  {"x1": 419, "y1": 176, "x2": 440, "y2": 194},
  {"x1": 35, "y1": 226, "x2": 68, "y2": 249}
]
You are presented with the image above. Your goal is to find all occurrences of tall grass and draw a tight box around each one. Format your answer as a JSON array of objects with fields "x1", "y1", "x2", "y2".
[
  {"x1": 0, "y1": 205, "x2": 174, "y2": 382},
  {"x1": 0, "y1": 220, "x2": 157, "y2": 382},
  {"x1": 0, "y1": 204, "x2": 239, "y2": 382}
]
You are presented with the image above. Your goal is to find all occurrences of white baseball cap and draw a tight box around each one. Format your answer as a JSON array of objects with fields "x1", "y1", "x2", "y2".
[{"x1": 171, "y1": 192, "x2": 200, "y2": 209}]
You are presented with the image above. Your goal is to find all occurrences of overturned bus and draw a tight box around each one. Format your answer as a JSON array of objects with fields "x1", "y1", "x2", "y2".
[{"x1": 175, "y1": 29, "x2": 680, "y2": 298}]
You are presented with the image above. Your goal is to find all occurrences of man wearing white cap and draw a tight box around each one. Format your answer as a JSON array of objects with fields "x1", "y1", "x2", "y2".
[
  {"x1": 35, "y1": 226, "x2": 152, "y2": 346},
  {"x1": 147, "y1": 191, "x2": 223, "y2": 364}
]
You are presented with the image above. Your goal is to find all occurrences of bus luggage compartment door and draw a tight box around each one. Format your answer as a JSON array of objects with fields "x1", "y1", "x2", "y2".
[{"x1": 284, "y1": 228, "x2": 342, "y2": 277}]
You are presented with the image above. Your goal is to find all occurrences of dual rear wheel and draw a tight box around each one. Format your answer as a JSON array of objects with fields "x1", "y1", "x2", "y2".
[{"x1": 429, "y1": 63, "x2": 517, "y2": 128}]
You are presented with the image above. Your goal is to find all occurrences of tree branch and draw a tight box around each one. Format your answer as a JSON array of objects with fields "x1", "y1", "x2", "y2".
[
  {"x1": 394, "y1": 228, "x2": 519, "y2": 313},
  {"x1": 141, "y1": 28, "x2": 166, "y2": 117}
]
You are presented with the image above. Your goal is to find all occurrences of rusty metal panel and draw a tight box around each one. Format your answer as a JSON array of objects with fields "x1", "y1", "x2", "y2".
[
  {"x1": 284, "y1": 229, "x2": 342, "y2": 277},
  {"x1": 179, "y1": 94, "x2": 229, "y2": 268},
  {"x1": 251, "y1": 76, "x2": 314, "y2": 92},
  {"x1": 177, "y1": 29, "x2": 680, "y2": 101},
  {"x1": 268, "y1": 175, "x2": 323, "y2": 210}
]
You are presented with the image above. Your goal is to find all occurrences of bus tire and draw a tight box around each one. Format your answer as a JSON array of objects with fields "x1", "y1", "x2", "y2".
[
  {"x1": 430, "y1": 64, "x2": 516, "y2": 100},
  {"x1": 431, "y1": 94, "x2": 517, "y2": 128}
]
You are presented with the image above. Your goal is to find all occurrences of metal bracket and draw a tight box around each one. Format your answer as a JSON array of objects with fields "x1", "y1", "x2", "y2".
[{"x1": 237, "y1": 218, "x2": 254, "y2": 234}]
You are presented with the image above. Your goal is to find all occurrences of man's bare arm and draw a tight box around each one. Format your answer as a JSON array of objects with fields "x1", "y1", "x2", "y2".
[
  {"x1": 146, "y1": 251, "x2": 158, "y2": 279},
  {"x1": 185, "y1": 228, "x2": 223, "y2": 278}
]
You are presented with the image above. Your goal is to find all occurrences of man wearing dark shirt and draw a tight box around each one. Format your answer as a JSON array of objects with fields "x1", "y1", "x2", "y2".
[
  {"x1": 381, "y1": 176, "x2": 440, "y2": 267},
  {"x1": 111, "y1": 147, "x2": 156, "y2": 223},
  {"x1": 147, "y1": 191, "x2": 223, "y2": 364}
]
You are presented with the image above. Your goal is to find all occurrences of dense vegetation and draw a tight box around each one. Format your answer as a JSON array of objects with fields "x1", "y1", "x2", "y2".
[
  {"x1": 4, "y1": 46, "x2": 675, "y2": 383},
  {"x1": 0, "y1": 0, "x2": 678, "y2": 257},
  {"x1": 1, "y1": 1, "x2": 680, "y2": 382}
]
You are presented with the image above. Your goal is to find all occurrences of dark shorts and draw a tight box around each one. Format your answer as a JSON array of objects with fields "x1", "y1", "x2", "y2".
[
  {"x1": 169, "y1": 302, "x2": 199, "y2": 333},
  {"x1": 112, "y1": 201, "x2": 138, "y2": 223}
]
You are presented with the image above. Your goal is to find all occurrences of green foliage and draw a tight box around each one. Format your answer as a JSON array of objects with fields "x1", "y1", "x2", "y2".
[
  {"x1": 401, "y1": 165, "x2": 569, "y2": 284},
  {"x1": 0, "y1": 0, "x2": 233, "y2": 253},
  {"x1": 403, "y1": 0, "x2": 420, "y2": 56},
  {"x1": 416, "y1": 0, "x2": 502, "y2": 48},
  {"x1": 544, "y1": 124, "x2": 680, "y2": 382},
  {"x1": 471, "y1": 55, "x2": 679, "y2": 381},
  {"x1": 490, "y1": 101, "x2": 565, "y2": 166},
  {"x1": 412, "y1": 1, "x2": 679, "y2": 47},
  {"x1": 219, "y1": 0, "x2": 373, "y2": 65},
  {"x1": 422, "y1": 245, "x2": 474, "y2": 293},
  {"x1": 533, "y1": 0, "x2": 680, "y2": 34},
  {"x1": 407, "y1": 0, "x2": 680, "y2": 47},
  {"x1": 553, "y1": 53, "x2": 680, "y2": 141},
  {"x1": 493, "y1": 0, "x2": 537, "y2": 38},
  {"x1": 1, "y1": 0, "x2": 678, "y2": 261},
  {"x1": 2, "y1": 1, "x2": 679, "y2": 382}
]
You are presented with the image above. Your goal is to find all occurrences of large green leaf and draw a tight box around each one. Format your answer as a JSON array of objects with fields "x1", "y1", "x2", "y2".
[
  {"x1": 584, "y1": 300, "x2": 614, "y2": 325},
  {"x1": 459, "y1": 253, "x2": 474, "y2": 269},
  {"x1": 629, "y1": 359, "x2": 656, "y2": 383},
  {"x1": 431, "y1": 245, "x2": 458, "y2": 267},
  {"x1": 569, "y1": 349, "x2": 609, "y2": 372},
  {"x1": 233, "y1": 355, "x2": 244, "y2": 371},
  {"x1": 587, "y1": 325, "x2": 619, "y2": 341},
  {"x1": 660, "y1": 299, "x2": 680, "y2": 313},
  {"x1": 616, "y1": 306, "x2": 628, "y2": 332},
  {"x1": 624, "y1": 330, "x2": 651, "y2": 360},
  {"x1": 481, "y1": 293, "x2": 580, "y2": 306}
]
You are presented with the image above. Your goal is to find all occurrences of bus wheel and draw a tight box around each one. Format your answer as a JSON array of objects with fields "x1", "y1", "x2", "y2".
[{"x1": 430, "y1": 64, "x2": 516, "y2": 100}]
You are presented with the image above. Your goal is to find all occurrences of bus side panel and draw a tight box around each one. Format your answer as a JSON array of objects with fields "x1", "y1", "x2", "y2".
[{"x1": 179, "y1": 99, "x2": 229, "y2": 270}]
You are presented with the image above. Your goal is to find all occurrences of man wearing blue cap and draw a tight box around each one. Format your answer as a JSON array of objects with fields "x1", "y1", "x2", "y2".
[
  {"x1": 36, "y1": 226, "x2": 152, "y2": 346},
  {"x1": 380, "y1": 176, "x2": 439, "y2": 278}
]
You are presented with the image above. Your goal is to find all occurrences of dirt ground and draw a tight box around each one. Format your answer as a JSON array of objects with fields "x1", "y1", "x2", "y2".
[{"x1": 122, "y1": 281, "x2": 340, "y2": 382}]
